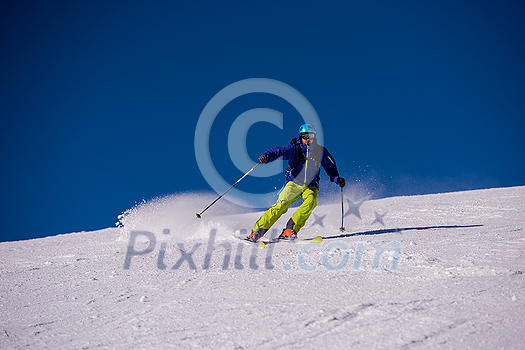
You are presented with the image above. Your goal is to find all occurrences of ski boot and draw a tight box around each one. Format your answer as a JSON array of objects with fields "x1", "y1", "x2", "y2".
[
  {"x1": 278, "y1": 228, "x2": 297, "y2": 240},
  {"x1": 246, "y1": 228, "x2": 267, "y2": 242},
  {"x1": 246, "y1": 231, "x2": 260, "y2": 242}
]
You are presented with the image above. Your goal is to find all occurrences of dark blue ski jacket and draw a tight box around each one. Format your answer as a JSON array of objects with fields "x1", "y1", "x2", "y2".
[{"x1": 263, "y1": 138, "x2": 340, "y2": 190}]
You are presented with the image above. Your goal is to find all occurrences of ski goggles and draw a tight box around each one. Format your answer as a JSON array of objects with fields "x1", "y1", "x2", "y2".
[{"x1": 301, "y1": 133, "x2": 316, "y2": 140}]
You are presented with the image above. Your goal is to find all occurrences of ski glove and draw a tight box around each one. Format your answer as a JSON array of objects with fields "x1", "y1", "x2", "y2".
[
  {"x1": 259, "y1": 154, "x2": 269, "y2": 164},
  {"x1": 335, "y1": 177, "x2": 346, "y2": 188}
]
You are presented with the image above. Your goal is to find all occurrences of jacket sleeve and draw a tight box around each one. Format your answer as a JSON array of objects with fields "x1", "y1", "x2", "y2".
[
  {"x1": 320, "y1": 147, "x2": 340, "y2": 182},
  {"x1": 264, "y1": 144, "x2": 296, "y2": 162}
]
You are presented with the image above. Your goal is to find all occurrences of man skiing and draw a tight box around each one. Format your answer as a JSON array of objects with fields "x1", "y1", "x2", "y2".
[{"x1": 247, "y1": 123, "x2": 345, "y2": 242}]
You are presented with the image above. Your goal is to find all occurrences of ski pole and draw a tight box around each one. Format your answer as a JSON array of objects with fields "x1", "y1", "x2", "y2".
[
  {"x1": 340, "y1": 186, "x2": 345, "y2": 232},
  {"x1": 196, "y1": 162, "x2": 261, "y2": 219}
]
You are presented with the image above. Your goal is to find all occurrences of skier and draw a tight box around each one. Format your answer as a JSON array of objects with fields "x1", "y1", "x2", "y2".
[{"x1": 247, "y1": 123, "x2": 345, "y2": 242}]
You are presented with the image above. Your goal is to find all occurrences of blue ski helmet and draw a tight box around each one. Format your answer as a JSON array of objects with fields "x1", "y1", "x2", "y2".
[{"x1": 298, "y1": 123, "x2": 317, "y2": 134}]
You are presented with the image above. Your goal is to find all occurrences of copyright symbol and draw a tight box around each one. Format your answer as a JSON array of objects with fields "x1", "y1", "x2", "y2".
[{"x1": 194, "y1": 78, "x2": 323, "y2": 208}]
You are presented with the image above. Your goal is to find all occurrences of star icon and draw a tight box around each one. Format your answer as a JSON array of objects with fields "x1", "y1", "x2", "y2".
[
  {"x1": 310, "y1": 213, "x2": 327, "y2": 228},
  {"x1": 344, "y1": 199, "x2": 365, "y2": 220},
  {"x1": 371, "y1": 210, "x2": 387, "y2": 226}
]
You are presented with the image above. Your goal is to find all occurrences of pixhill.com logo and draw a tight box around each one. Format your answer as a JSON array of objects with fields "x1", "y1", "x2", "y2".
[{"x1": 123, "y1": 229, "x2": 402, "y2": 272}]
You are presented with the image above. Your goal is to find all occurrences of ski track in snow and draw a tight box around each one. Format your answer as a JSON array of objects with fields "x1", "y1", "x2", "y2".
[{"x1": 1, "y1": 186, "x2": 524, "y2": 349}]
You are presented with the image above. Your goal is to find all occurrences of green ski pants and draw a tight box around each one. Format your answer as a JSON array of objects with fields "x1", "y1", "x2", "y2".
[{"x1": 252, "y1": 181, "x2": 318, "y2": 234}]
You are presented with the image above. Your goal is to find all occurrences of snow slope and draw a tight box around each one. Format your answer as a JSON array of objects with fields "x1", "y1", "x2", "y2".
[{"x1": 1, "y1": 186, "x2": 524, "y2": 349}]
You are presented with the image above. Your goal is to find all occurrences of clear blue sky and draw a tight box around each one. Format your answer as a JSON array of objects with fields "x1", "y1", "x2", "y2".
[{"x1": 1, "y1": 0, "x2": 524, "y2": 242}]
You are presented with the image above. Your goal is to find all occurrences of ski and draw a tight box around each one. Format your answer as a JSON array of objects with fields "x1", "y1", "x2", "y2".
[
  {"x1": 306, "y1": 236, "x2": 323, "y2": 243},
  {"x1": 232, "y1": 234, "x2": 322, "y2": 248},
  {"x1": 268, "y1": 235, "x2": 323, "y2": 245},
  {"x1": 233, "y1": 235, "x2": 266, "y2": 248}
]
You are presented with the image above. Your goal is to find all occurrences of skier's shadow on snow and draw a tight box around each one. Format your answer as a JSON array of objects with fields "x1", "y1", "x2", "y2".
[{"x1": 321, "y1": 224, "x2": 483, "y2": 240}]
